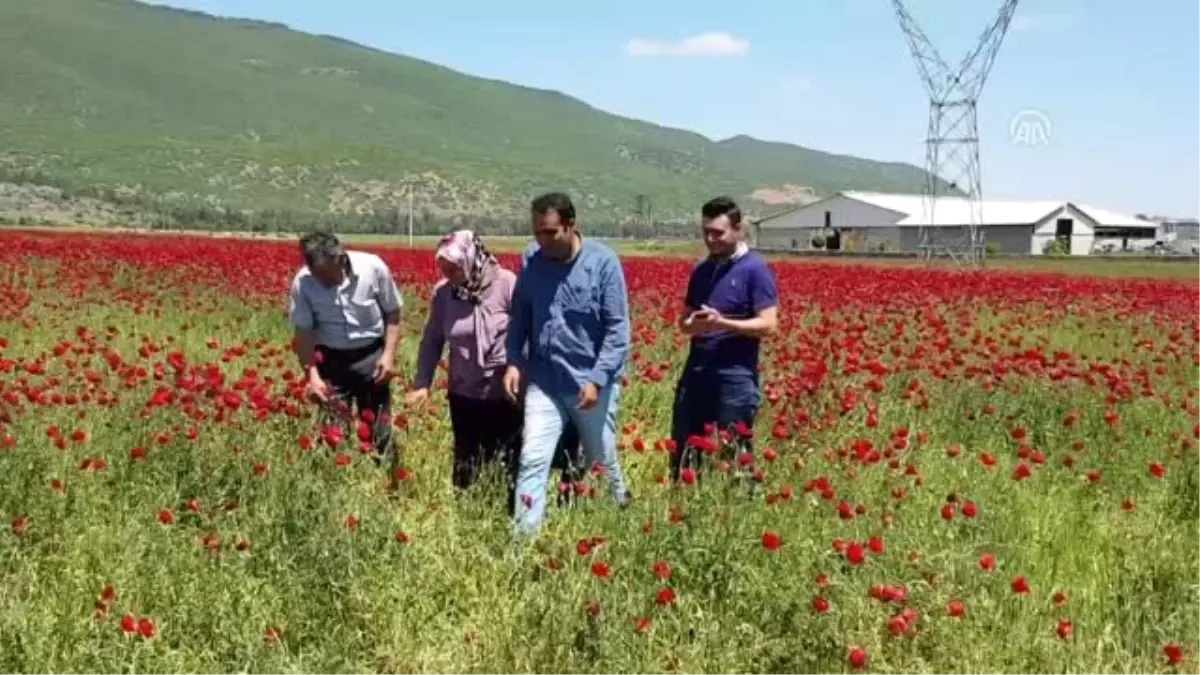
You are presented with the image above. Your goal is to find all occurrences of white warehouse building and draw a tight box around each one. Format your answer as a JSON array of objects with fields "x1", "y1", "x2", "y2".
[{"x1": 754, "y1": 191, "x2": 1157, "y2": 256}]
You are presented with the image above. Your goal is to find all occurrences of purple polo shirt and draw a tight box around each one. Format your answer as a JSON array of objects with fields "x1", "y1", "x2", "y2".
[{"x1": 682, "y1": 248, "x2": 778, "y2": 379}]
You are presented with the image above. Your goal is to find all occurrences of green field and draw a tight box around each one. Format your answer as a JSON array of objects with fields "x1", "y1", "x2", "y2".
[
  {"x1": 0, "y1": 0, "x2": 1194, "y2": 669},
  {"x1": 0, "y1": 230, "x2": 1196, "y2": 672},
  {"x1": 349, "y1": 234, "x2": 1200, "y2": 279},
  {"x1": 775, "y1": 253, "x2": 1200, "y2": 281},
  {"x1": 341, "y1": 234, "x2": 707, "y2": 257}
]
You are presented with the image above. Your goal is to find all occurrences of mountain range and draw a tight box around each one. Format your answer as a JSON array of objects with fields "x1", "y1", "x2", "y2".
[{"x1": 0, "y1": 0, "x2": 936, "y2": 230}]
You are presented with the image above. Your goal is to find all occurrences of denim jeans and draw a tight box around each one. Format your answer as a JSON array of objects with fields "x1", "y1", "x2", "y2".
[
  {"x1": 446, "y1": 394, "x2": 583, "y2": 516},
  {"x1": 669, "y1": 371, "x2": 760, "y2": 482},
  {"x1": 512, "y1": 382, "x2": 629, "y2": 535}
]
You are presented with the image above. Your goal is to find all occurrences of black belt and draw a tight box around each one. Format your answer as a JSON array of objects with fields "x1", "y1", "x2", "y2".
[{"x1": 318, "y1": 339, "x2": 384, "y2": 361}]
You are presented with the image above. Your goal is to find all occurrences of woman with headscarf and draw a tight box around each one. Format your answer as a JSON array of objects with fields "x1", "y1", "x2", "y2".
[{"x1": 408, "y1": 231, "x2": 581, "y2": 510}]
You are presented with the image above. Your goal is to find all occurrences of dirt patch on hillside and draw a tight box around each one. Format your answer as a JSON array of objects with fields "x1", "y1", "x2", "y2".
[
  {"x1": 1, "y1": 223, "x2": 296, "y2": 241},
  {"x1": 750, "y1": 184, "x2": 821, "y2": 206},
  {"x1": 0, "y1": 182, "x2": 155, "y2": 227}
]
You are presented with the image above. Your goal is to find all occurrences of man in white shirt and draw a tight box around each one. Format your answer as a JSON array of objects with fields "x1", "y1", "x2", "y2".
[{"x1": 288, "y1": 231, "x2": 402, "y2": 457}]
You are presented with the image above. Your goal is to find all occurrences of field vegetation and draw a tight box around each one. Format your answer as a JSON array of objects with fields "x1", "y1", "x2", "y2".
[{"x1": 0, "y1": 230, "x2": 1196, "y2": 672}]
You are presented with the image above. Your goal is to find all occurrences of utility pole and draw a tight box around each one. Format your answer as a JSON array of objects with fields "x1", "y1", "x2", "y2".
[
  {"x1": 407, "y1": 182, "x2": 414, "y2": 248},
  {"x1": 634, "y1": 194, "x2": 651, "y2": 239},
  {"x1": 399, "y1": 177, "x2": 415, "y2": 247}
]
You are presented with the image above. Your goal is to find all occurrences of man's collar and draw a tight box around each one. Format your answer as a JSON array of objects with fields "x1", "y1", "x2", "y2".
[
  {"x1": 566, "y1": 231, "x2": 584, "y2": 263},
  {"x1": 709, "y1": 241, "x2": 749, "y2": 264}
]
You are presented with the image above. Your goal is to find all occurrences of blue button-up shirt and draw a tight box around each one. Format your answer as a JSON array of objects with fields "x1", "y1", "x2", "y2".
[{"x1": 506, "y1": 238, "x2": 630, "y2": 395}]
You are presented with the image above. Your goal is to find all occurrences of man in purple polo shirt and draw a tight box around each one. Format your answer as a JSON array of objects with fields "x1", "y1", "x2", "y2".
[{"x1": 671, "y1": 196, "x2": 779, "y2": 482}]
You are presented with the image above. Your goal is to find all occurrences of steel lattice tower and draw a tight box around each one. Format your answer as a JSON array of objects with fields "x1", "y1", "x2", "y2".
[{"x1": 892, "y1": 0, "x2": 1019, "y2": 267}]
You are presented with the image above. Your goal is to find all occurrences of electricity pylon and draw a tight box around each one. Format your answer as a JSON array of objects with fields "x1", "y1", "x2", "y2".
[{"x1": 892, "y1": 0, "x2": 1020, "y2": 267}]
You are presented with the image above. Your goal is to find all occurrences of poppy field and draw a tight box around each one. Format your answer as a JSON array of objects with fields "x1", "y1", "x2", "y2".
[{"x1": 0, "y1": 229, "x2": 1197, "y2": 673}]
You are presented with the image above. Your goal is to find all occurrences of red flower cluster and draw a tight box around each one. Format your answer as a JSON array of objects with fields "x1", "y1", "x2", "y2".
[{"x1": 0, "y1": 229, "x2": 1194, "y2": 672}]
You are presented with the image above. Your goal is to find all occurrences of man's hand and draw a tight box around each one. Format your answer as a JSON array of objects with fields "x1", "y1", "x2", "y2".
[
  {"x1": 405, "y1": 387, "x2": 429, "y2": 407},
  {"x1": 502, "y1": 365, "x2": 522, "y2": 402},
  {"x1": 372, "y1": 351, "x2": 395, "y2": 384},
  {"x1": 690, "y1": 304, "x2": 726, "y2": 333},
  {"x1": 576, "y1": 381, "x2": 600, "y2": 410},
  {"x1": 305, "y1": 371, "x2": 330, "y2": 403},
  {"x1": 681, "y1": 311, "x2": 698, "y2": 333}
]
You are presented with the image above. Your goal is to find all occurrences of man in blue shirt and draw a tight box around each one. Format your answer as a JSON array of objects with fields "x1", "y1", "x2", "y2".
[
  {"x1": 672, "y1": 196, "x2": 779, "y2": 483},
  {"x1": 504, "y1": 192, "x2": 632, "y2": 535}
]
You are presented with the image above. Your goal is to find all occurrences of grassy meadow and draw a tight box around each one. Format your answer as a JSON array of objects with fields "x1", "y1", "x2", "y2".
[{"x1": 0, "y1": 229, "x2": 1196, "y2": 673}]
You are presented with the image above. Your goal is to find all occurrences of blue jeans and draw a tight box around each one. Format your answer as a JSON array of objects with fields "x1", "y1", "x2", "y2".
[
  {"x1": 513, "y1": 382, "x2": 629, "y2": 535},
  {"x1": 670, "y1": 371, "x2": 760, "y2": 481}
]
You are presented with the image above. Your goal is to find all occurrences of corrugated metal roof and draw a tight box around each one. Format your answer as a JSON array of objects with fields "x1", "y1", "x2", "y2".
[
  {"x1": 1072, "y1": 204, "x2": 1155, "y2": 228},
  {"x1": 838, "y1": 191, "x2": 1155, "y2": 229}
]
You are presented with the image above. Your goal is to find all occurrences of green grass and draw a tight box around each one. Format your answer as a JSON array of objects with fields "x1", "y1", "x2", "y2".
[
  {"x1": 976, "y1": 256, "x2": 1199, "y2": 280},
  {"x1": 340, "y1": 234, "x2": 706, "y2": 257},
  {"x1": 772, "y1": 253, "x2": 1200, "y2": 281},
  {"x1": 0, "y1": 239, "x2": 1196, "y2": 673},
  {"x1": 0, "y1": 0, "x2": 933, "y2": 229}
]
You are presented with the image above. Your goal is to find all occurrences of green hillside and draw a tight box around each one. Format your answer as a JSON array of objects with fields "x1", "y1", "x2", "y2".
[{"x1": 0, "y1": 0, "x2": 935, "y2": 233}]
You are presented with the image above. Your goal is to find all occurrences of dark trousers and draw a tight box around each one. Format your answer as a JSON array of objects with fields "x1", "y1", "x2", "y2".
[
  {"x1": 447, "y1": 393, "x2": 582, "y2": 514},
  {"x1": 670, "y1": 371, "x2": 759, "y2": 482},
  {"x1": 316, "y1": 340, "x2": 394, "y2": 456},
  {"x1": 447, "y1": 394, "x2": 522, "y2": 490}
]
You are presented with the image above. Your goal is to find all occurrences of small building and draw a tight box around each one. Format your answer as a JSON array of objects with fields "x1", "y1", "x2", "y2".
[
  {"x1": 754, "y1": 191, "x2": 1156, "y2": 256},
  {"x1": 1154, "y1": 218, "x2": 1200, "y2": 255}
]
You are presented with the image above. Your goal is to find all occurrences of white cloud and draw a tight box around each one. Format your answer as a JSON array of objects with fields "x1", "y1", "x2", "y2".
[
  {"x1": 624, "y1": 32, "x2": 749, "y2": 58},
  {"x1": 1011, "y1": 12, "x2": 1073, "y2": 32}
]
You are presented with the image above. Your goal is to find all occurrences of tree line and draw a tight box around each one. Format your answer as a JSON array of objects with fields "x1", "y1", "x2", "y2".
[{"x1": 0, "y1": 166, "x2": 699, "y2": 239}]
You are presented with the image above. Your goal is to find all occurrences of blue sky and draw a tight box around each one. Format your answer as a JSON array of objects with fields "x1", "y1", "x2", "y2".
[{"x1": 152, "y1": 0, "x2": 1198, "y2": 217}]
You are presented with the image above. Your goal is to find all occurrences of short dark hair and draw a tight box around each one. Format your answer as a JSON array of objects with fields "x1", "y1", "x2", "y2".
[
  {"x1": 299, "y1": 230, "x2": 344, "y2": 268},
  {"x1": 531, "y1": 192, "x2": 576, "y2": 225},
  {"x1": 702, "y1": 196, "x2": 742, "y2": 227}
]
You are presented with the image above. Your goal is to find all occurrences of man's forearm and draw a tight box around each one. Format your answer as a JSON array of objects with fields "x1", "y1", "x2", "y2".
[
  {"x1": 294, "y1": 329, "x2": 319, "y2": 378},
  {"x1": 588, "y1": 261, "x2": 630, "y2": 388},
  {"x1": 588, "y1": 318, "x2": 630, "y2": 389},
  {"x1": 587, "y1": 355, "x2": 624, "y2": 389},
  {"x1": 505, "y1": 322, "x2": 528, "y2": 369},
  {"x1": 718, "y1": 315, "x2": 777, "y2": 338},
  {"x1": 381, "y1": 312, "x2": 401, "y2": 358},
  {"x1": 506, "y1": 284, "x2": 529, "y2": 369}
]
